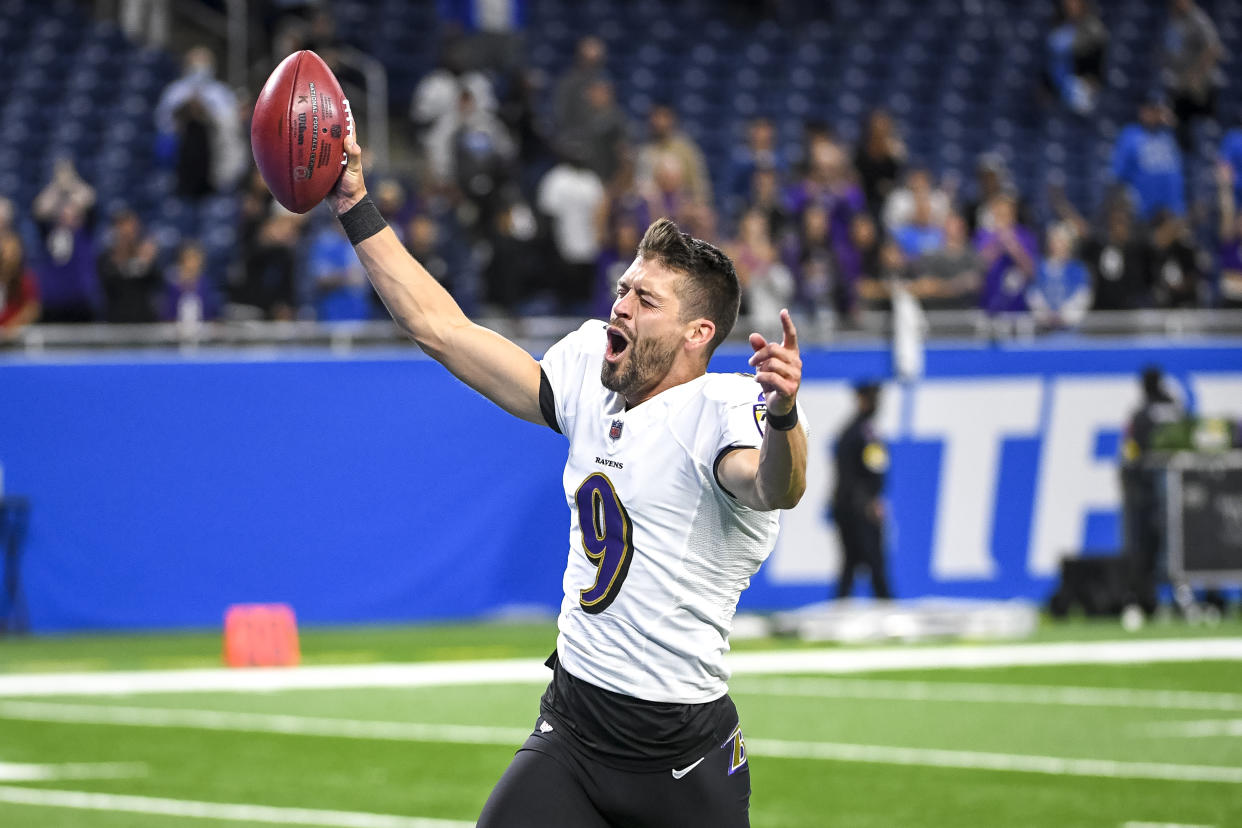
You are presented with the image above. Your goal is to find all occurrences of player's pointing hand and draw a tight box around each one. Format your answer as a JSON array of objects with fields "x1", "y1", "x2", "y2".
[{"x1": 747, "y1": 308, "x2": 802, "y2": 416}]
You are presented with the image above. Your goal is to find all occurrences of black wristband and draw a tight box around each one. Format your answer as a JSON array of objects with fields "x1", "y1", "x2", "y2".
[
  {"x1": 766, "y1": 406, "x2": 798, "y2": 431},
  {"x1": 338, "y1": 195, "x2": 387, "y2": 246}
]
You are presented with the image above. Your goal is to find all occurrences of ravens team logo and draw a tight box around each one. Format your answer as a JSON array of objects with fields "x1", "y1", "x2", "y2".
[{"x1": 753, "y1": 403, "x2": 767, "y2": 436}]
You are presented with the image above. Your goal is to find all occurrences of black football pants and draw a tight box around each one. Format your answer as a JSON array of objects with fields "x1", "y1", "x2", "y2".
[{"x1": 477, "y1": 714, "x2": 751, "y2": 828}]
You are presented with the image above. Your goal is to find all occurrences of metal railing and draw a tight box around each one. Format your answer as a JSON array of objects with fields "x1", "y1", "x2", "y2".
[
  {"x1": 224, "y1": 0, "x2": 246, "y2": 92},
  {"x1": 335, "y1": 46, "x2": 390, "y2": 170},
  {"x1": 5, "y1": 310, "x2": 1241, "y2": 356}
]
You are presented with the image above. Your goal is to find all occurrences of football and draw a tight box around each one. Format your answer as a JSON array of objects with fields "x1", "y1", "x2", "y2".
[{"x1": 250, "y1": 50, "x2": 349, "y2": 214}]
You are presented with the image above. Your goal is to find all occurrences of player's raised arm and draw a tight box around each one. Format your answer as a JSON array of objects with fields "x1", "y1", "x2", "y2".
[
  {"x1": 717, "y1": 309, "x2": 808, "y2": 511},
  {"x1": 327, "y1": 114, "x2": 545, "y2": 426}
]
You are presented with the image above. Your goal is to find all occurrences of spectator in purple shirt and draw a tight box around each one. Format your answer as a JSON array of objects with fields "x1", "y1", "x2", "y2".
[
  {"x1": 163, "y1": 242, "x2": 219, "y2": 323},
  {"x1": 975, "y1": 193, "x2": 1038, "y2": 314},
  {"x1": 781, "y1": 203, "x2": 835, "y2": 315},
  {"x1": 785, "y1": 136, "x2": 865, "y2": 224},
  {"x1": 594, "y1": 218, "x2": 640, "y2": 320},
  {"x1": 603, "y1": 148, "x2": 652, "y2": 245},
  {"x1": 1221, "y1": 122, "x2": 1242, "y2": 208},
  {"x1": 1216, "y1": 162, "x2": 1242, "y2": 307},
  {"x1": 847, "y1": 212, "x2": 891, "y2": 318},
  {"x1": 784, "y1": 137, "x2": 866, "y2": 292},
  {"x1": 31, "y1": 160, "x2": 100, "y2": 322}
]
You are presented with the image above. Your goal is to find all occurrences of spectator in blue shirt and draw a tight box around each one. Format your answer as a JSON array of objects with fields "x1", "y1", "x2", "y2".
[
  {"x1": 728, "y1": 118, "x2": 786, "y2": 218},
  {"x1": 892, "y1": 190, "x2": 946, "y2": 260},
  {"x1": 1028, "y1": 223, "x2": 1092, "y2": 329},
  {"x1": 1112, "y1": 99, "x2": 1186, "y2": 220},
  {"x1": 308, "y1": 221, "x2": 372, "y2": 321}
]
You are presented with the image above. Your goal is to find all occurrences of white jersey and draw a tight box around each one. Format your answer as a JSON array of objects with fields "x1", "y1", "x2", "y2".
[{"x1": 540, "y1": 321, "x2": 804, "y2": 704}]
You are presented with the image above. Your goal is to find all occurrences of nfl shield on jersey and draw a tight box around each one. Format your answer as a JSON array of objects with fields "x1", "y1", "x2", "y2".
[{"x1": 540, "y1": 322, "x2": 808, "y2": 704}]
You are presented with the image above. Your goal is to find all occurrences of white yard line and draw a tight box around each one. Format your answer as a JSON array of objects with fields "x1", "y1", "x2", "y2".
[
  {"x1": 1, "y1": 638, "x2": 1239, "y2": 698},
  {"x1": 1122, "y1": 823, "x2": 1217, "y2": 828},
  {"x1": 0, "y1": 658, "x2": 550, "y2": 698},
  {"x1": 1136, "y1": 719, "x2": 1242, "y2": 738},
  {"x1": 725, "y1": 638, "x2": 1242, "y2": 675},
  {"x1": 0, "y1": 700, "x2": 530, "y2": 745},
  {"x1": 731, "y1": 677, "x2": 1242, "y2": 712},
  {"x1": 746, "y1": 738, "x2": 1242, "y2": 784},
  {"x1": 0, "y1": 761, "x2": 147, "y2": 782},
  {"x1": 0, "y1": 786, "x2": 473, "y2": 827},
  {"x1": 0, "y1": 701, "x2": 1238, "y2": 785}
]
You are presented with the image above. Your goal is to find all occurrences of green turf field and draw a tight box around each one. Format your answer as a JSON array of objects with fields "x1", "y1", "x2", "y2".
[{"x1": 0, "y1": 619, "x2": 1239, "y2": 827}]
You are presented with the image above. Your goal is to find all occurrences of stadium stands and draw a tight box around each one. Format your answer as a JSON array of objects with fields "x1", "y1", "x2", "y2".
[{"x1": 0, "y1": 0, "x2": 1239, "y2": 333}]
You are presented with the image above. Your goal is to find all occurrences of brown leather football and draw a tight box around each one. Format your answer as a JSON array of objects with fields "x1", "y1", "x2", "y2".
[{"x1": 250, "y1": 51, "x2": 349, "y2": 214}]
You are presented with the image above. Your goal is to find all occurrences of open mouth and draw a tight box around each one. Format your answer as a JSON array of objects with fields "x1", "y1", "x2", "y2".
[{"x1": 605, "y1": 326, "x2": 630, "y2": 363}]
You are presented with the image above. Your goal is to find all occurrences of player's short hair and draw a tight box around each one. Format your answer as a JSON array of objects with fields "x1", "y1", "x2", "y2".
[{"x1": 637, "y1": 217, "x2": 740, "y2": 355}]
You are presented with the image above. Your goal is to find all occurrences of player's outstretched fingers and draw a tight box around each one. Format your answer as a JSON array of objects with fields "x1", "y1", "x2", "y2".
[
  {"x1": 780, "y1": 308, "x2": 799, "y2": 351},
  {"x1": 757, "y1": 359, "x2": 799, "y2": 381},
  {"x1": 342, "y1": 99, "x2": 362, "y2": 169},
  {"x1": 749, "y1": 342, "x2": 789, "y2": 366},
  {"x1": 329, "y1": 99, "x2": 369, "y2": 216},
  {"x1": 748, "y1": 333, "x2": 769, "y2": 367}
]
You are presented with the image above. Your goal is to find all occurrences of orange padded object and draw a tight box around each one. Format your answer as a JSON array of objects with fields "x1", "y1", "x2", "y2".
[{"x1": 223, "y1": 603, "x2": 301, "y2": 668}]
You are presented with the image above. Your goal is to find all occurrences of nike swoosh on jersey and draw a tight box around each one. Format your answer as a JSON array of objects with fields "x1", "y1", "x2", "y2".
[{"x1": 670, "y1": 757, "x2": 705, "y2": 779}]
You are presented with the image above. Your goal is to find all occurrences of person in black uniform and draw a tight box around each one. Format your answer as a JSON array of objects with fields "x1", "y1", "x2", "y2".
[
  {"x1": 1120, "y1": 365, "x2": 1182, "y2": 615},
  {"x1": 831, "y1": 380, "x2": 892, "y2": 599}
]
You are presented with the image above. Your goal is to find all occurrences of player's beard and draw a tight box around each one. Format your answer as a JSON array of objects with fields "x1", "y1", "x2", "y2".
[{"x1": 601, "y1": 333, "x2": 678, "y2": 400}]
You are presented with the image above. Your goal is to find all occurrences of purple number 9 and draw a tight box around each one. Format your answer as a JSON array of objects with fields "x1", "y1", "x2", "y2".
[{"x1": 574, "y1": 473, "x2": 634, "y2": 613}]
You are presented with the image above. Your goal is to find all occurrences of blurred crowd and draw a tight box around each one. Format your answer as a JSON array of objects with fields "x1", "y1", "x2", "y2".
[{"x1": 2, "y1": 0, "x2": 1241, "y2": 341}]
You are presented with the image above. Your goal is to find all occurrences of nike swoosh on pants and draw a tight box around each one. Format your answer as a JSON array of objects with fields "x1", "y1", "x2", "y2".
[{"x1": 670, "y1": 757, "x2": 705, "y2": 779}]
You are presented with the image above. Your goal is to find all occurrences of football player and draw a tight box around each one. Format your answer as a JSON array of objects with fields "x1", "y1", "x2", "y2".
[{"x1": 329, "y1": 114, "x2": 807, "y2": 827}]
